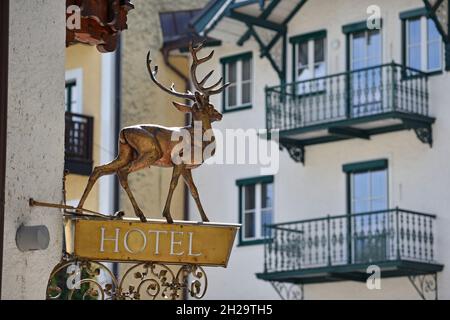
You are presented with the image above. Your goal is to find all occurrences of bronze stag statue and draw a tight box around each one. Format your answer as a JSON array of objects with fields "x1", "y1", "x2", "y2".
[{"x1": 77, "y1": 42, "x2": 229, "y2": 223}]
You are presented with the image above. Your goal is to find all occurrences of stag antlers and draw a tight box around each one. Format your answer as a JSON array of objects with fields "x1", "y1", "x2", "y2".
[
  {"x1": 147, "y1": 42, "x2": 230, "y2": 100},
  {"x1": 146, "y1": 52, "x2": 195, "y2": 101},
  {"x1": 76, "y1": 42, "x2": 229, "y2": 224}
]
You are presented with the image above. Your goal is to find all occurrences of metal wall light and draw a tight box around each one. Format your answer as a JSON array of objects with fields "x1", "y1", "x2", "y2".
[{"x1": 16, "y1": 225, "x2": 50, "y2": 252}]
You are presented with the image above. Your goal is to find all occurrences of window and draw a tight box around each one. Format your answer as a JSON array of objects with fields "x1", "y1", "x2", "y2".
[
  {"x1": 344, "y1": 159, "x2": 389, "y2": 263},
  {"x1": 349, "y1": 29, "x2": 382, "y2": 116},
  {"x1": 221, "y1": 52, "x2": 252, "y2": 112},
  {"x1": 350, "y1": 30, "x2": 382, "y2": 71},
  {"x1": 65, "y1": 80, "x2": 77, "y2": 112},
  {"x1": 65, "y1": 69, "x2": 83, "y2": 114},
  {"x1": 403, "y1": 13, "x2": 443, "y2": 72},
  {"x1": 236, "y1": 176, "x2": 274, "y2": 245},
  {"x1": 290, "y1": 30, "x2": 327, "y2": 94},
  {"x1": 350, "y1": 167, "x2": 388, "y2": 214}
]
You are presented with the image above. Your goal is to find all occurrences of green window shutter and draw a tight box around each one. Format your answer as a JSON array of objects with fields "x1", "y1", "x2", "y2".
[
  {"x1": 446, "y1": 43, "x2": 450, "y2": 71},
  {"x1": 342, "y1": 19, "x2": 383, "y2": 34},
  {"x1": 399, "y1": 8, "x2": 427, "y2": 20},
  {"x1": 289, "y1": 30, "x2": 327, "y2": 44},
  {"x1": 342, "y1": 159, "x2": 388, "y2": 173},
  {"x1": 219, "y1": 52, "x2": 253, "y2": 65},
  {"x1": 236, "y1": 175, "x2": 274, "y2": 186}
]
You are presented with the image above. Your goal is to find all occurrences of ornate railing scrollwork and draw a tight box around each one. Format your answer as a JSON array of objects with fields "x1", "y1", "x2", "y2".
[{"x1": 46, "y1": 259, "x2": 207, "y2": 300}]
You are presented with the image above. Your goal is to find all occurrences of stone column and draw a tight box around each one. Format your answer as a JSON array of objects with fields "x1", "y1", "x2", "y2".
[{"x1": 2, "y1": 0, "x2": 65, "y2": 299}]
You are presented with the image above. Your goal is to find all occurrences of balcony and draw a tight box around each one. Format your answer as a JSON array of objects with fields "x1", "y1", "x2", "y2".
[
  {"x1": 65, "y1": 112, "x2": 94, "y2": 176},
  {"x1": 256, "y1": 208, "x2": 443, "y2": 286},
  {"x1": 266, "y1": 63, "x2": 435, "y2": 163}
]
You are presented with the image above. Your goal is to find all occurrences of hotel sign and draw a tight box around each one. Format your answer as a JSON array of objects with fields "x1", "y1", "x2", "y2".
[{"x1": 64, "y1": 218, "x2": 239, "y2": 267}]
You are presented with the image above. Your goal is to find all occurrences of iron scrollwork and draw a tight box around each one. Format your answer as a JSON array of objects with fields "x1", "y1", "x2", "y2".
[
  {"x1": 280, "y1": 140, "x2": 305, "y2": 164},
  {"x1": 270, "y1": 281, "x2": 304, "y2": 300},
  {"x1": 414, "y1": 126, "x2": 433, "y2": 147},
  {"x1": 408, "y1": 273, "x2": 438, "y2": 300},
  {"x1": 46, "y1": 259, "x2": 207, "y2": 300}
]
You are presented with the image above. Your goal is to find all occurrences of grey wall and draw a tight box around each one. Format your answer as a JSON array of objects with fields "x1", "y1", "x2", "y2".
[{"x1": 2, "y1": 0, "x2": 65, "y2": 299}]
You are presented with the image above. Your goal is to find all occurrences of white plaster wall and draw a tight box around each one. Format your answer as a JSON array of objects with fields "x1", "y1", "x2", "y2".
[
  {"x1": 190, "y1": 0, "x2": 450, "y2": 299},
  {"x1": 2, "y1": 0, "x2": 65, "y2": 299}
]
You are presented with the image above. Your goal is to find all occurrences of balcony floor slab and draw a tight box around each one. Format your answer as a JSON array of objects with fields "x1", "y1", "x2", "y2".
[{"x1": 256, "y1": 260, "x2": 444, "y2": 285}]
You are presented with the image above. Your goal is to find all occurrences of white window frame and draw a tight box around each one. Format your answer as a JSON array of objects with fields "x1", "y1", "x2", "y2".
[
  {"x1": 295, "y1": 37, "x2": 327, "y2": 82},
  {"x1": 349, "y1": 29, "x2": 382, "y2": 70},
  {"x1": 65, "y1": 68, "x2": 83, "y2": 114},
  {"x1": 406, "y1": 16, "x2": 443, "y2": 72},
  {"x1": 350, "y1": 169, "x2": 388, "y2": 214},
  {"x1": 223, "y1": 56, "x2": 253, "y2": 111},
  {"x1": 241, "y1": 182, "x2": 274, "y2": 242}
]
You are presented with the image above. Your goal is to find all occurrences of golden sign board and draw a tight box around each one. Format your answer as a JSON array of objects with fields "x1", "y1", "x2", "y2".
[{"x1": 64, "y1": 218, "x2": 240, "y2": 267}]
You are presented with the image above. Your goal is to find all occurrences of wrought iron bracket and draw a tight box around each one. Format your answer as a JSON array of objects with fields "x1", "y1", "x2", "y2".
[
  {"x1": 46, "y1": 259, "x2": 208, "y2": 300},
  {"x1": 408, "y1": 273, "x2": 438, "y2": 300},
  {"x1": 402, "y1": 120, "x2": 433, "y2": 147},
  {"x1": 280, "y1": 139, "x2": 305, "y2": 164},
  {"x1": 270, "y1": 281, "x2": 304, "y2": 300},
  {"x1": 414, "y1": 126, "x2": 433, "y2": 147}
]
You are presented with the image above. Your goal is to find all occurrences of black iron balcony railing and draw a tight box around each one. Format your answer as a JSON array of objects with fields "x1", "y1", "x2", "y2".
[
  {"x1": 266, "y1": 63, "x2": 429, "y2": 132},
  {"x1": 263, "y1": 208, "x2": 438, "y2": 275},
  {"x1": 65, "y1": 112, "x2": 94, "y2": 176}
]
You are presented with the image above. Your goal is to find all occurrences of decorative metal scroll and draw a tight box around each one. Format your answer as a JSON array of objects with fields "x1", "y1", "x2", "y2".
[
  {"x1": 414, "y1": 126, "x2": 433, "y2": 147},
  {"x1": 279, "y1": 140, "x2": 305, "y2": 164},
  {"x1": 270, "y1": 281, "x2": 304, "y2": 300},
  {"x1": 46, "y1": 258, "x2": 207, "y2": 300},
  {"x1": 408, "y1": 273, "x2": 438, "y2": 300}
]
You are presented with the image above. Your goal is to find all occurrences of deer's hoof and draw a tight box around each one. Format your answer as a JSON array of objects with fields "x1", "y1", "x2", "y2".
[
  {"x1": 165, "y1": 217, "x2": 174, "y2": 224},
  {"x1": 163, "y1": 212, "x2": 174, "y2": 224},
  {"x1": 114, "y1": 211, "x2": 125, "y2": 219},
  {"x1": 135, "y1": 209, "x2": 147, "y2": 222}
]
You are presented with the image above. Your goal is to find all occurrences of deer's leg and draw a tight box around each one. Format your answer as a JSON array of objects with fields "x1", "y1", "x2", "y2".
[
  {"x1": 116, "y1": 129, "x2": 163, "y2": 222},
  {"x1": 77, "y1": 139, "x2": 133, "y2": 210},
  {"x1": 162, "y1": 165, "x2": 183, "y2": 224},
  {"x1": 117, "y1": 151, "x2": 162, "y2": 222},
  {"x1": 117, "y1": 168, "x2": 147, "y2": 222},
  {"x1": 181, "y1": 169, "x2": 209, "y2": 222}
]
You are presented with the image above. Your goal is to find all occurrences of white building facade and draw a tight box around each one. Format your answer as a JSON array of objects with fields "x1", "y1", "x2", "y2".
[{"x1": 187, "y1": 0, "x2": 450, "y2": 299}]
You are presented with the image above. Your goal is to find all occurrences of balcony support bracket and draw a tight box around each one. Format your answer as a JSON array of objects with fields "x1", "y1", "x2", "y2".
[
  {"x1": 408, "y1": 273, "x2": 438, "y2": 300},
  {"x1": 270, "y1": 281, "x2": 304, "y2": 300},
  {"x1": 401, "y1": 119, "x2": 433, "y2": 147},
  {"x1": 280, "y1": 139, "x2": 305, "y2": 164},
  {"x1": 414, "y1": 126, "x2": 433, "y2": 147}
]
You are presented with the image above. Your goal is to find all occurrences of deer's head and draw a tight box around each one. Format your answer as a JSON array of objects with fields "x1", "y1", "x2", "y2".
[{"x1": 146, "y1": 42, "x2": 229, "y2": 125}]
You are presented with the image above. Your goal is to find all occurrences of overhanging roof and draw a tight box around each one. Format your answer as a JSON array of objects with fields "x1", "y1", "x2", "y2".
[
  {"x1": 159, "y1": 9, "x2": 221, "y2": 52},
  {"x1": 191, "y1": 0, "x2": 307, "y2": 41},
  {"x1": 190, "y1": 0, "x2": 308, "y2": 81}
]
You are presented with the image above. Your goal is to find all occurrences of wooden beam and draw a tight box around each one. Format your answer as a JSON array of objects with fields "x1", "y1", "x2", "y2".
[
  {"x1": 328, "y1": 127, "x2": 371, "y2": 140},
  {"x1": 237, "y1": 0, "x2": 281, "y2": 45},
  {"x1": 229, "y1": 10, "x2": 286, "y2": 32},
  {"x1": 248, "y1": 26, "x2": 282, "y2": 77},
  {"x1": 329, "y1": 272, "x2": 368, "y2": 283}
]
